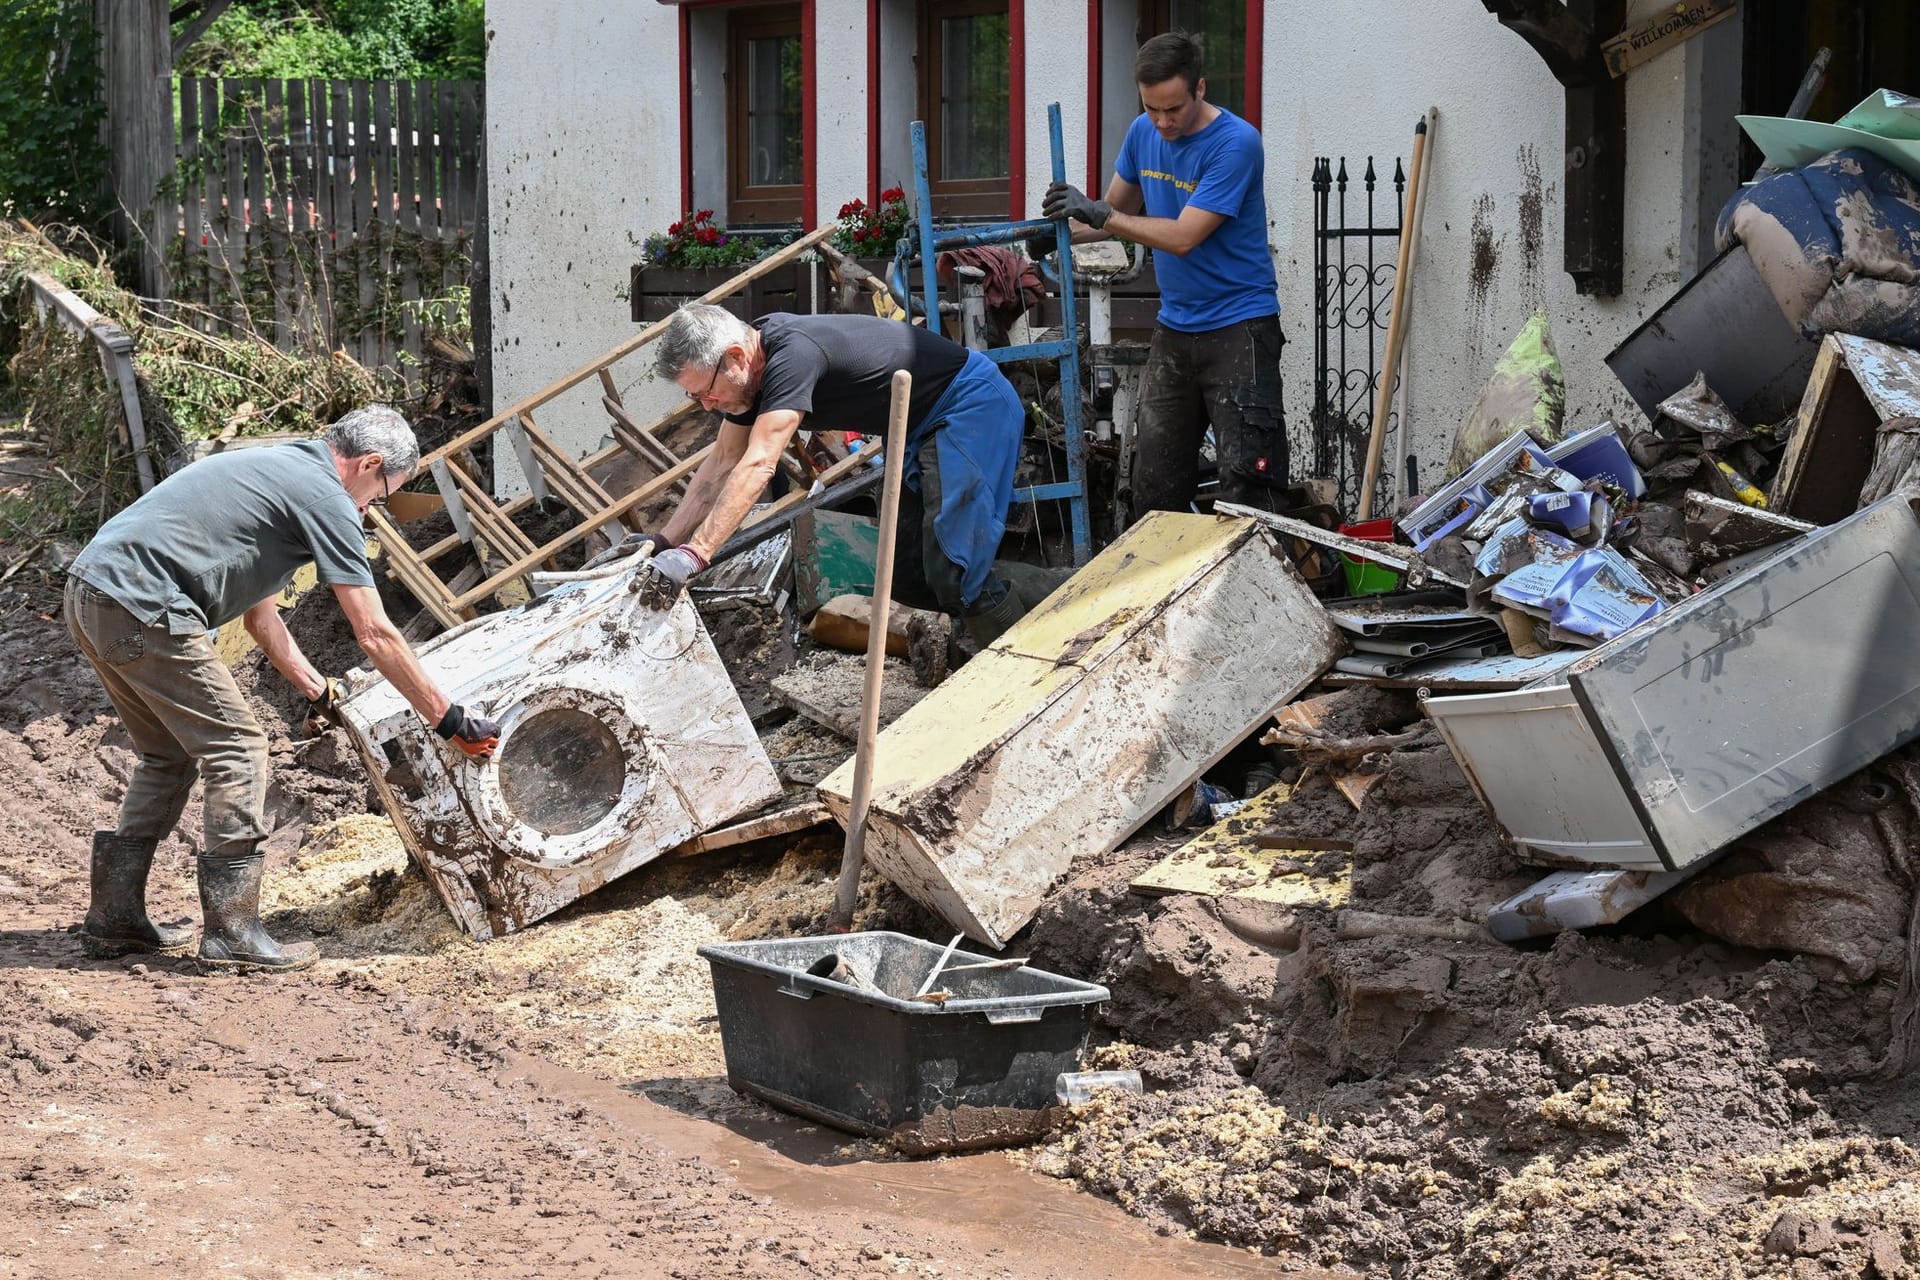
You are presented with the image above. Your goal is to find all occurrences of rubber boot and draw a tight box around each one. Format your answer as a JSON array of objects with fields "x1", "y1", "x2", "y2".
[
  {"x1": 994, "y1": 561, "x2": 1074, "y2": 610},
  {"x1": 80, "y1": 832, "x2": 195, "y2": 959},
  {"x1": 906, "y1": 611, "x2": 954, "y2": 688},
  {"x1": 196, "y1": 847, "x2": 318, "y2": 974},
  {"x1": 961, "y1": 586, "x2": 1028, "y2": 651}
]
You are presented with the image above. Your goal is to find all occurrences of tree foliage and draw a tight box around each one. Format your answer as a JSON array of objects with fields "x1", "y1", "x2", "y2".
[
  {"x1": 175, "y1": 0, "x2": 486, "y2": 80},
  {"x1": 0, "y1": 0, "x2": 108, "y2": 228}
]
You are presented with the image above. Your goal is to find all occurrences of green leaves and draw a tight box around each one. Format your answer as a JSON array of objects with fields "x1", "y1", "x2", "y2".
[
  {"x1": 175, "y1": 0, "x2": 487, "y2": 79},
  {"x1": 0, "y1": 0, "x2": 108, "y2": 228}
]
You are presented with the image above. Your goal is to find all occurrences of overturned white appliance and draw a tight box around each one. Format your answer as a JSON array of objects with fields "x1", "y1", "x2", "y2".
[
  {"x1": 1426, "y1": 492, "x2": 1920, "y2": 875},
  {"x1": 818, "y1": 512, "x2": 1345, "y2": 949},
  {"x1": 339, "y1": 563, "x2": 781, "y2": 938}
]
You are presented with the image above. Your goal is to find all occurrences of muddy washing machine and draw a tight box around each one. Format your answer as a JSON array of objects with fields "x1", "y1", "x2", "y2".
[{"x1": 338, "y1": 560, "x2": 781, "y2": 939}]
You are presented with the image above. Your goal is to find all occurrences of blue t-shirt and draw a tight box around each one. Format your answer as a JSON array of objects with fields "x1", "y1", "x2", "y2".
[{"x1": 1114, "y1": 108, "x2": 1279, "y2": 333}]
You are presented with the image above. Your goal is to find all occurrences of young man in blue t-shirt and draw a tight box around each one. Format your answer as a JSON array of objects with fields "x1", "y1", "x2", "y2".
[{"x1": 1040, "y1": 31, "x2": 1285, "y2": 518}]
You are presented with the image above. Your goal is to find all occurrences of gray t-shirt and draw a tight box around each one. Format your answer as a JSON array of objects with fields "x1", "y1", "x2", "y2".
[{"x1": 72, "y1": 438, "x2": 376, "y2": 633}]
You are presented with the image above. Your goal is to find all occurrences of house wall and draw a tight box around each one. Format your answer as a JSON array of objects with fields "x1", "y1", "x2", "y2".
[
  {"x1": 1256, "y1": 4, "x2": 1745, "y2": 498},
  {"x1": 486, "y1": 1, "x2": 1746, "y2": 501},
  {"x1": 485, "y1": 0, "x2": 685, "y2": 489}
]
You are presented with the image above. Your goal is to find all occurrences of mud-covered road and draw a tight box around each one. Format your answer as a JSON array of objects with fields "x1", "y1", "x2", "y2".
[{"x1": 0, "y1": 575, "x2": 1305, "y2": 1280}]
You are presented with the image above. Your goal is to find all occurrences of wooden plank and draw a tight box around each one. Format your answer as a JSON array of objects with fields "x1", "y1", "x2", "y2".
[
  {"x1": 264, "y1": 79, "x2": 291, "y2": 343},
  {"x1": 414, "y1": 80, "x2": 439, "y2": 234},
  {"x1": 179, "y1": 78, "x2": 204, "y2": 315},
  {"x1": 670, "y1": 801, "x2": 832, "y2": 857},
  {"x1": 449, "y1": 445, "x2": 715, "y2": 610},
  {"x1": 243, "y1": 83, "x2": 267, "y2": 333},
  {"x1": 437, "y1": 81, "x2": 459, "y2": 231},
  {"x1": 603, "y1": 396, "x2": 688, "y2": 477},
  {"x1": 771, "y1": 653, "x2": 929, "y2": 740},
  {"x1": 455, "y1": 80, "x2": 479, "y2": 230},
  {"x1": 395, "y1": 80, "x2": 418, "y2": 234},
  {"x1": 1770, "y1": 334, "x2": 1905, "y2": 524},
  {"x1": 365, "y1": 507, "x2": 465, "y2": 629},
  {"x1": 1129, "y1": 782, "x2": 1354, "y2": 910},
  {"x1": 349, "y1": 79, "x2": 372, "y2": 235},
  {"x1": 418, "y1": 225, "x2": 834, "y2": 471},
  {"x1": 370, "y1": 78, "x2": 394, "y2": 368},
  {"x1": 1601, "y1": 0, "x2": 1735, "y2": 77}
]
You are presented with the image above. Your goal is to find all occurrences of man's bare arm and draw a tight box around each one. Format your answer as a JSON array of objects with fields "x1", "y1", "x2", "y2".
[
  {"x1": 682, "y1": 409, "x2": 804, "y2": 563},
  {"x1": 243, "y1": 597, "x2": 326, "y2": 701},
  {"x1": 1061, "y1": 174, "x2": 1226, "y2": 256},
  {"x1": 661, "y1": 420, "x2": 751, "y2": 545},
  {"x1": 332, "y1": 584, "x2": 453, "y2": 725}
]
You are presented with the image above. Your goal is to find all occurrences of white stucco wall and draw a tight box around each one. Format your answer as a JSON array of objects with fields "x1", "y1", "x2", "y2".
[
  {"x1": 1020, "y1": 0, "x2": 1090, "y2": 212},
  {"x1": 485, "y1": 0, "x2": 684, "y2": 481},
  {"x1": 814, "y1": 0, "x2": 868, "y2": 225},
  {"x1": 1259, "y1": 1, "x2": 1744, "y2": 499}
]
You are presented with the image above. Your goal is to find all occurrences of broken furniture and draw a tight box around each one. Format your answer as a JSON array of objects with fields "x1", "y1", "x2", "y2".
[
  {"x1": 1605, "y1": 244, "x2": 1818, "y2": 430},
  {"x1": 1425, "y1": 492, "x2": 1920, "y2": 875},
  {"x1": 338, "y1": 561, "x2": 781, "y2": 938},
  {"x1": 817, "y1": 511, "x2": 1345, "y2": 948},
  {"x1": 699, "y1": 932, "x2": 1108, "y2": 1151},
  {"x1": 1771, "y1": 333, "x2": 1920, "y2": 524},
  {"x1": 366, "y1": 226, "x2": 835, "y2": 630}
]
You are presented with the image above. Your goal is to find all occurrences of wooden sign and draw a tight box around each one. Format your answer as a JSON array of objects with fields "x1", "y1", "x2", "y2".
[{"x1": 1602, "y1": 1, "x2": 1736, "y2": 78}]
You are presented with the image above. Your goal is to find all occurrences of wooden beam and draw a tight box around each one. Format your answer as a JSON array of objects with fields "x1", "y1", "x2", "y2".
[
  {"x1": 170, "y1": 0, "x2": 233, "y2": 60},
  {"x1": 419, "y1": 223, "x2": 835, "y2": 471}
]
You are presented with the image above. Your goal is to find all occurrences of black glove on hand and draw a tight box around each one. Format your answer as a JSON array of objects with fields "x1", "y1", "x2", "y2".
[
  {"x1": 1042, "y1": 182, "x2": 1111, "y2": 229},
  {"x1": 435, "y1": 704, "x2": 501, "y2": 760},
  {"x1": 304, "y1": 677, "x2": 344, "y2": 736},
  {"x1": 1022, "y1": 230, "x2": 1057, "y2": 262},
  {"x1": 582, "y1": 530, "x2": 667, "y2": 571}
]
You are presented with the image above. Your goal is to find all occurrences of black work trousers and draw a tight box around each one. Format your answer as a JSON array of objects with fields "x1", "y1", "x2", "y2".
[{"x1": 1130, "y1": 314, "x2": 1287, "y2": 518}]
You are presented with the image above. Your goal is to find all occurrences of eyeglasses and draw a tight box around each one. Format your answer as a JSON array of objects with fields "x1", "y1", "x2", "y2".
[
  {"x1": 686, "y1": 358, "x2": 726, "y2": 404},
  {"x1": 369, "y1": 469, "x2": 390, "y2": 510}
]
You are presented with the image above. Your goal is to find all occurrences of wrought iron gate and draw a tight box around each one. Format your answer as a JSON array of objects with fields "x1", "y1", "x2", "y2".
[{"x1": 1307, "y1": 155, "x2": 1404, "y2": 516}]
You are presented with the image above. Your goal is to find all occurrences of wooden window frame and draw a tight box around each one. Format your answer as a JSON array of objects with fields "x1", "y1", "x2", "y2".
[
  {"x1": 1137, "y1": 0, "x2": 1261, "y2": 126},
  {"x1": 919, "y1": 0, "x2": 1012, "y2": 218},
  {"x1": 728, "y1": 4, "x2": 806, "y2": 227}
]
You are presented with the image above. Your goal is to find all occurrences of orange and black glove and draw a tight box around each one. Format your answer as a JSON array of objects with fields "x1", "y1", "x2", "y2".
[
  {"x1": 435, "y1": 703, "x2": 501, "y2": 760},
  {"x1": 304, "y1": 677, "x2": 344, "y2": 736}
]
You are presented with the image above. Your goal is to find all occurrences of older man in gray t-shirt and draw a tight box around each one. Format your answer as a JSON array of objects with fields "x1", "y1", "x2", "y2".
[{"x1": 65, "y1": 406, "x2": 498, "y2": 974}]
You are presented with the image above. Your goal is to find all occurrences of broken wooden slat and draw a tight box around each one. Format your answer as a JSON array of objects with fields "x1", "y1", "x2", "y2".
[
  {"x1": 1129, "y1": 781, "x2": 1353, "y2": 910},
  {"x1": 1771, "y1": 334, "x2": 1920, "y2": 523},
  {"x1": 670, "y1": 800, "x2": 831, "y2": 857},
  {"x1": 770, "y1": 653, "x2": 928, "y2": 740}
]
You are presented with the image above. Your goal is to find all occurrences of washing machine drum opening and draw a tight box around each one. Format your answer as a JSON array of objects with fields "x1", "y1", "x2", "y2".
[{"x1": 496, "y1": 707, "x2": 627, "y2": 836}]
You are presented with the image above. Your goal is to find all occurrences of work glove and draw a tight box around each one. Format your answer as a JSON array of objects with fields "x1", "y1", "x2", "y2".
[
  {"x1": 303, "y1": 677, "x2": 344, "y2": 737},
  {"x1": 435, "y1": 703, "x2": 501, "y2": 760},
  {"x1": 631, "y1": 544, "x2": 708, "y2": 609},
  {"x1": 1042, "y1": 182, "x2": 1111, "y2": 230},
  {"x1": 1021, "y1": 230, "x2": 1058, "y2": 263},
  {"x1": 582, "y1": 530, "x2": 667, "y2": 571}
]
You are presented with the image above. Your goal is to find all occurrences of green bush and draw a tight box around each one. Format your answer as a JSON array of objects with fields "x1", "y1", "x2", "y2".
[
  {"x1": 176, "y1": 0, "x2": 486, "y2": 79},
  {"x1": 0, "y1": 0, "x2": 107, "y2": 228}
]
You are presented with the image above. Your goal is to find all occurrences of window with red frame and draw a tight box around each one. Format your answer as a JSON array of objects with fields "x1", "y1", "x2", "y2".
[
  {"x1": 728, "y1": 4, "x2": 806, "y2": 225},
  {"x1": 919, "y1": 0, "x2": 1011, "y2": 218}
]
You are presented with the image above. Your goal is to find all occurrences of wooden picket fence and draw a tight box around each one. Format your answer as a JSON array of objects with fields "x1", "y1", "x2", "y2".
[{"x1": 167, "y1": 77, "x2": 482, "y2": 372}]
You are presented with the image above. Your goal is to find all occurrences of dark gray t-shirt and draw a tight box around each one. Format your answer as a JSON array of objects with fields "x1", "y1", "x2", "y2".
[
  {"x1": 724, "y1": 313, "x2": 969, "y2": 432},
  {"x1": 72, "y1": 438, "x2": 376, "y2": 633}
]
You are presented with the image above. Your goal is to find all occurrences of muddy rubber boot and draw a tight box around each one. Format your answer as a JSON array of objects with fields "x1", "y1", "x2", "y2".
[
  {"x1": 994, "y1": 561, "x2": 1074, "y2": 609},
  {"x1": 196, "y1": 847, "x2": 318, "y2": 974},
  {"x1": 961, "y1": 587, "x2": 1027, "y2": 651},
  {"x1": 80, "y1": 833, "x2": 195, "y2": 959}
]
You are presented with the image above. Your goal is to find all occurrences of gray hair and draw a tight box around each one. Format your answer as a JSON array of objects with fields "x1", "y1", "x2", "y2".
[
  {"x1": 655, "y1": 304, "x2": 750, "y2": 380},
  {"x1": 325, "y1": 404, "x2": 419, "y2": 477}
]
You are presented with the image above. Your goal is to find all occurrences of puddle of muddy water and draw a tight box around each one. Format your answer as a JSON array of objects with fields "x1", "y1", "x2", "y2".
[{"x1": 502, "y1": 1053, "x2": 1332, "y2": 1280}]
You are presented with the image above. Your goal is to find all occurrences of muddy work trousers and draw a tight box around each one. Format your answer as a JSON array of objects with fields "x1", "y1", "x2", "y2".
[
  {"x1": 64, "y1": 578, "x2": 270, "y2": 853},
  {"x1": 1130, "y1": 315, "x2": 1286, "y2": 518},
  {"x1": 892, "y1": 434, "x2": 1013, "y2": 618}
]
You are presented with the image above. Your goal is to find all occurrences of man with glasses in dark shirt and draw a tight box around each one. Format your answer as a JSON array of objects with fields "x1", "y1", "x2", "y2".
[{"x1": 607, "y1": 304, "x2": 1048, "y2": 659}]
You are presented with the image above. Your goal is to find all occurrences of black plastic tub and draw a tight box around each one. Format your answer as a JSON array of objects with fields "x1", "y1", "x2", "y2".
[{"x1": 698, "y1": 932, "x2": 1110, "y2": 1152}]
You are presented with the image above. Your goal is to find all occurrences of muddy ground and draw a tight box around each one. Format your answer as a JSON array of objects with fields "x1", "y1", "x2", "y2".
[{"x1": 4, "y1": 535, "x2": 1920, "y2": 1278}]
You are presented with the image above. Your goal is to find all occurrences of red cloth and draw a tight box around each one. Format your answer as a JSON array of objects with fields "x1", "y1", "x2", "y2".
[{"x1": 935, "y1": 246, "x2": 1044, "y2": 331}]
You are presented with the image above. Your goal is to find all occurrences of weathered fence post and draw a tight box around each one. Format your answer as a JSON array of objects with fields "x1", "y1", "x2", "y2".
[{"x1": 94, "y1": 0, "x2": 173, "y2": 298}]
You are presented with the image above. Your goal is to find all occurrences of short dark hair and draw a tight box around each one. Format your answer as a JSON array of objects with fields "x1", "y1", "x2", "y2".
[{"x1": 1135, "y1": 31, "x2": 1203, "y2": 92}]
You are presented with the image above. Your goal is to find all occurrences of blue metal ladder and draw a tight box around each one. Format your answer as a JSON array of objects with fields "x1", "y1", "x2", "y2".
[{"x1": 889, "y1": 101, "x2": 1091, "y2": 566}]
